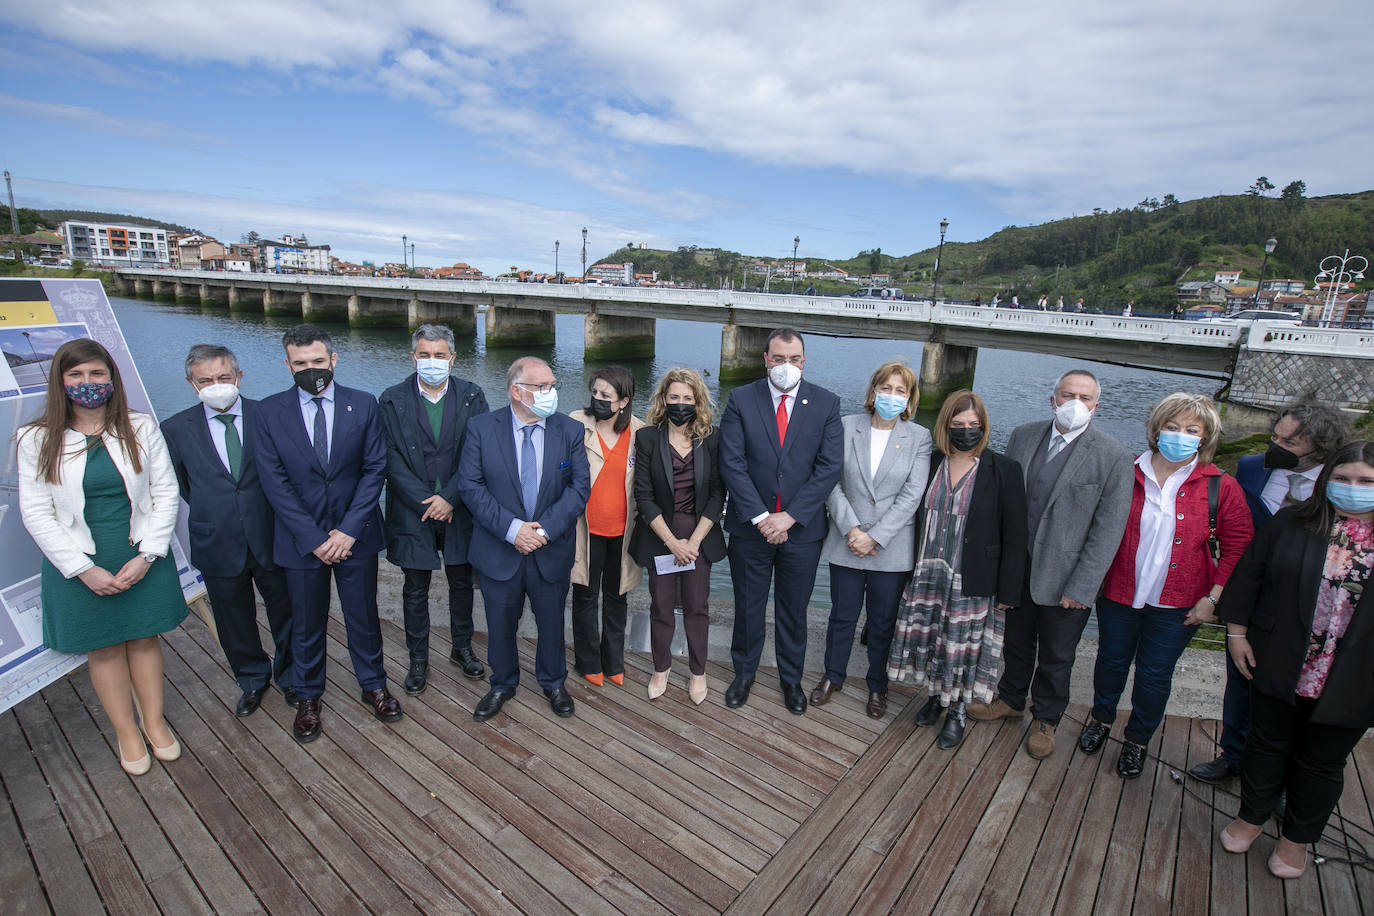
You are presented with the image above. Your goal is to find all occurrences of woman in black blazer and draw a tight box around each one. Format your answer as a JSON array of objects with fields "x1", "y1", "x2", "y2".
[
  {"x1": 630, "y1": 368, "x2": 726, "y2": 704},
  {"x1": 1218, "y1": 440, "x2": 1374, "y2": 879}
]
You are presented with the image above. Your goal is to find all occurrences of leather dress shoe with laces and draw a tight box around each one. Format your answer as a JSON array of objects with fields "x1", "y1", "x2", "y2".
[
  {"x1": 724, "y1": 677, "x2": 754, "y2": 708},
  {"x1": 236, "y1": 688, "x2": 265, "y2": 717},
  {"x1": 1189, "y1": 754, "x2": 1240, "y2": 784},
  {"x1": 915, "y1": 695, "x2": 942, "y2": 727},
  {"x1": 781, "y1": 682, "x2": 807, "y2": 715},
  {"x1": 1117, "y1": 741, "x2": 1147, "y2": 779},
  {"x1": 293, "y1": 699, "x2": 322, "y2": 743},
  {"x1": 544, "y1": 687, "x2": 575, "y2": 718},
  {"x1": 938, "y1": 702, "x2": 967, "y2": 749},
  {"x1": 403, "y1": 658, "x2": 428, "y2": 696},
  {"x1": 281, "y1": 685, "x2": 299, "y2": 707},
  {"x1": 473, "y1": 688, "x2": 513, "y2": 722},
  {"x1": 450, "y1": 645, "x2": 486, "y2": 680},
  {"x1": 1078, "y1": 719, "x2": 1110, "y2": 755},
  {"x1": 361, "y1": 688, "x2": 403, "y2": 723},
  {"x1": 809, "y1": 678, "x2": 842, "y2": 706},
  {"x1": 866, "y1": 691, "x2": 888, "y2": 719}
]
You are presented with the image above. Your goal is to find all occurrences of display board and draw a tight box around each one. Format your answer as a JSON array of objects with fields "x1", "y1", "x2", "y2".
[{"x1": 0, "y1": 278, "x2": 204, "y2": 713}]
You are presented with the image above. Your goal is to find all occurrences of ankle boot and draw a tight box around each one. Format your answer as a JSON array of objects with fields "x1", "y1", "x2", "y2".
[{"x1": 938, "y1": 702, "x2": 967, "y2": 749}]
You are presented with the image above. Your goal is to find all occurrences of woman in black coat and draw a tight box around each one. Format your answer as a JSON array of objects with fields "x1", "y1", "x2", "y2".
[
  {"x1": 629, "y1": 368, "x2": 726, "y2": 704},
  {"x1": 1218, "y1": 440, "x2": 1374, "y2": 879}
]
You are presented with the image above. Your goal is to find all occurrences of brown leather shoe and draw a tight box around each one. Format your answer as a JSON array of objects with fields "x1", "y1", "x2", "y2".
[
  {"x1": 809, "y1": 677, "x2": 842, "y2": 706},
  {"x1": 865, "y1": 691, "x2": 887, "y2": 719},
  {"x1": 967, "y1": 698, "x2": 1026, "y2": 722},
  {"x1": 361, "y1": 688, "x2": 403, "y2": 723},
  {"x1": 1026, "y1": 720, "x2": 1056, "y2": 759},
  {"x1": 293, "y1": 699, "x2": 322, "y2": 744}
]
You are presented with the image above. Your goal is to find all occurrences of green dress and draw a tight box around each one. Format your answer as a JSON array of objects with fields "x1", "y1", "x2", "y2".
[{"x1": 40, "y1": 437, "x2": 188, "y2": 653}]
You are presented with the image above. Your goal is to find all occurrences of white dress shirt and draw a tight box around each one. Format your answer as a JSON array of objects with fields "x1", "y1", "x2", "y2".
[
  {"x1": 506, "y1": 409, "x2": 546, "y2": 543},
  {"x1": 869, "y1": 426, "x2": 892, "y2": 480},
  {"x1": 417, "y1": 376, "x2": 449, "y2": 404},
  {"x1": 1131, "y1": 450, "x2": 1197, "y2": 609},
  {"x1": 768, "y1": 377, "x2": 799, "y2": 420},
  {"x1": 296, "y1": 384, "x2": 335, "y2": 453},
  {"x1": 1258, "y1": 464, "x2": 1321, "y2": 515},
  {"x1": 202, "y1": 398, "x2": 243, "y2": 474},
  {"x1": 1048, "y1": 418, "x2": 1091, "y2": 457}
]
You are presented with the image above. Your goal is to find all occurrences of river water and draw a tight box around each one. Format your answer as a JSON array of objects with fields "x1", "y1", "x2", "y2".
[{"x1": 112, "y1": 295, "x2": 1217, "y2": 608}]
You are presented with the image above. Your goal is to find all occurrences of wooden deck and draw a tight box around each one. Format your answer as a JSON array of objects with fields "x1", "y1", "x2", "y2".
[{"x1": 3, "y1": 612, "x2": 1371, "y2": 915}]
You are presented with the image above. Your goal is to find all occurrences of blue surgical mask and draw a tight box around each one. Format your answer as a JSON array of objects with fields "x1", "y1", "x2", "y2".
[
  {"x1": 873, "y1": 393, "x2": 906, "y2": 421},
  {"x1": 415, "y1": 357, "x2": 451, "y2": 386},
  {"x1": 1156, "y1": 430, "x2": 1201, "y2": 463},
  {"x1": 1327, "y1": 482, "x2": 1374, "y2": 515},
  {"x1": 529, "y1": 387, "x2": 559, "y2": 418}
]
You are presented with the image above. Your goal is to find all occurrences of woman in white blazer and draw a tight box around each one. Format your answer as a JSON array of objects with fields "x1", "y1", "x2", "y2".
[
  {"x1": 18, "y1": 338, "x2": 187, "y2": 776},
  {"x1": 812, "y1": 360, "x2": 932, "y2": 719}
]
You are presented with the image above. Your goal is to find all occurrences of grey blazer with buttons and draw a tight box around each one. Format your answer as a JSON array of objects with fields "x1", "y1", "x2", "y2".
[{"x1": 821, "y1": 414, "x2": 933, "y2": 572}]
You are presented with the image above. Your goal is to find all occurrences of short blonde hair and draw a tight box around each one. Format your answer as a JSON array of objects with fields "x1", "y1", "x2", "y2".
[
  {"x1": 645, "y1": 367, "x2": 715, "y2": 441},
  {"x1": 862, "y1": 360, "x2": 919, "y2": 421},
  {"x1": 933, "y1": 389, "x2": 990, "y2": 457},
  {"x1": 1145, "y1": 392, "x2": 1222, "y2": 464}
]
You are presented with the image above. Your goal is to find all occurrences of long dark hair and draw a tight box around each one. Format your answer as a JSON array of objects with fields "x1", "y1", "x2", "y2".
[
  {"x1": 21, "y1": 338, "x2": 142, "y2": 483},
  {"x1": 1291, "y1": 439, "x2": 1374, "y2": 536},
  {"x1": 586, "y1": 366, "x2": 634, "y2": 434}
]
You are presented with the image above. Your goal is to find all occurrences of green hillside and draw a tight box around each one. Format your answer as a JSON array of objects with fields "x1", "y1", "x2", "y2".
[{"x1": 2, "y1": 205, "x2": 196, "y2": 235}]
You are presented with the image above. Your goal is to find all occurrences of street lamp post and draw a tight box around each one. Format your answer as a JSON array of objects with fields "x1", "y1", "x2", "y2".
[
  {"x1": 581, "y1": 227, "x2": 587, "y2": 283},
  {"x1": 554, "y1": 239, "x2": 560, "y2": 282},
  {"x1": 791, "y1": 235, "x2": 800, "y2": 293},
  {"x1": 1251, "y1": 237, "x2": 1277, "y2": 309},
  {"x1": 1316, "y1": 248, "x2": 1368, "y2": 326},
  {"x1": 402, "y1": 234, "x2": 407, "y2": 274},
  {"x1": 410, "y1": 243, "x2": 415, "y2": 273},
  {"x1": 931, "y1": 218, "x2": 949, "y2": 303}
]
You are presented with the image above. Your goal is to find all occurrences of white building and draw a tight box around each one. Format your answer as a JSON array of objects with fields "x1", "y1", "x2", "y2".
[
  {"x1": 59, "y1": 220, "x2": 170, "y2": 267},
  {"x1": 259, "y1": 236, "x2": 331, "y2": 273},
  {"x1": 588, "y1": 262, "x2": 633, "y2": 284},
  {"x1": 1213, "y1": 268, "x2": 1243, "y2": 285}
]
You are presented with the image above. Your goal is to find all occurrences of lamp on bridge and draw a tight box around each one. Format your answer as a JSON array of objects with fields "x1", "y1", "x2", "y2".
[
  {"x1": 1316, "y1": 248, "x2": 1368, "y2": 326},
  {"x1": 1250, "y1": 236, "x2": 1277, "y2": 310},
  {"x1": 555, "y1": 240, "x2": 560, "y2": 283},
  {"x1": 402, "y1": 234, "x2": 408, "y2": 273},
  {"x1": 581, "y1": 227, "x2": 588, "y2": 284},
  {"x1": 792, "y1": 235, "x2": 800, "y2": 293},
  {"x1": 932, "y1": 218, "x2": 949, "y2": 304},
  {"x1": 410, "y1": 242, "x2": 415, "y2": 273}
]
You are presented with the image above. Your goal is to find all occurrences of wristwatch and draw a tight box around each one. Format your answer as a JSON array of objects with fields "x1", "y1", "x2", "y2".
[{"x1": 141, "y1": 553, "x2": 157, "y2": 564}]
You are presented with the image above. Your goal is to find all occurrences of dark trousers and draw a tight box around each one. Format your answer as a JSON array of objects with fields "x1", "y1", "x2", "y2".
[
  {"x1": 1090, "y1": 597, "x2": 1196, "y2": 745},
  {"x1": 477, "y1": 559, "x2": 570, "y2": 692},
  {"x1": 728, "y1": 534, "x2": 822, "y2": 686},
  {"x1": 401, "y1": 562, "x2": 474, "y2": 662},
  {"x1": 1239, "y1": 689, "x2": 1366, "y2": 844},
  {"x1": 996, "y1": 571, "x2": 1090, "y2": 726},
  {"x1": 202, "y1": 552, "x2": 294, "y2": 692},
  {"x1": 825, "y1": 564, "x2": 908, "y2": 694},
  {"x1": 647, "y1": 514, "x2": 711, "y2": 675},
  {"x1": 1218, "y1": 649, "x2": 1250, "y2": 764},
  {"x1": 571, "y1": 533, "x2": 628, "y2": 677},
  {"x1": 286, "y1": 555, "x2": 385, "y2": 699}
]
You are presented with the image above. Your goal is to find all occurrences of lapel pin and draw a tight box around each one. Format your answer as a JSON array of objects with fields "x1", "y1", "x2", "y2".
[
  {"x1": 347, "y1": 405, "x2": 353, "y2": 412},
  {"x1": 801, "y1": 399, "x2": 808, "y2": 405}
]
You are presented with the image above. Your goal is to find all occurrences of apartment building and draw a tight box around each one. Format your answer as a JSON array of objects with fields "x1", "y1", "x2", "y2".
[
  {"x1": 59, "y1": 220, "x2": 170, "y2": 267},
  {"x1": 259, "y1": 235, "x2": 331, "y2": 273}
]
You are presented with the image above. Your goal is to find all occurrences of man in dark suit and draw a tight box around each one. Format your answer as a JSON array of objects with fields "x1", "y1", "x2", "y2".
[
  {"x1": 718, "y1": 327, "x2": 843, "y2": 714},
  {"x1": 254, "y1": 324, "x2": 399, "y2": 743},
  {"x1": 967, "y1": 368, "x2": 1133, "y2": 759},
  {"x1": 457, "y1": 356, "x2": 590, "y2": 722},
  {"x1": 379, "y1": 324, "x2": 489, "y2": 696},
  {"x1": 162, "y1": 344, "x2": 293, "y2": 717},
  {"x1": 1189, "y1": 399, "x2": 1348, "y2": 784}
]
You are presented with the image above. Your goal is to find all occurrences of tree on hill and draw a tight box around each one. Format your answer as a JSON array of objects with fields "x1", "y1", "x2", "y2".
[
  {"x1": 1161, "y1": 194, "x2": 1180, "y2": 208},
  {"x1": 241, "y1": 231, "x2": 261, "y2": 243},
  {"x1": 1248, "y1": 176, "x2": 1275, "y2": 197},
  {"x1": 2, "y1": 206, "x2": 47, "y2": 234},
  {"x1": 868, "y1": 247, "x2": 882, "y2": 273},
  {"x1": 1281, "y1": 180, "x2": 1307, "y2": 208}
]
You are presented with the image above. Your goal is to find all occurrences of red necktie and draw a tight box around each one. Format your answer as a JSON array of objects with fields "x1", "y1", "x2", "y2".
[{"x1": 775, "y1": 394, "x2": 788, "y2": 511}]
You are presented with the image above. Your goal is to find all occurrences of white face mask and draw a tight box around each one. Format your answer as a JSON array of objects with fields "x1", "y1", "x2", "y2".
[
  {"x1": 1054, "y1": 397, "x2": 1092, "y2": 432},
  {"x1": 197, "y1": 382, "x2": 240, "y2": 412},
  {"x1": 768, "y1": 362, "x2": 802, "y2": 391},
  {"x1": 529, "y1": 387, "x2": 559, "y2": 418}
]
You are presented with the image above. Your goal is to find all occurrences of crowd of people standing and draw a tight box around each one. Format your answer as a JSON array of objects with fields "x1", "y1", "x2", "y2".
[{"x1": 16, "y1": 323, "x2": 1371, "y2": 880}]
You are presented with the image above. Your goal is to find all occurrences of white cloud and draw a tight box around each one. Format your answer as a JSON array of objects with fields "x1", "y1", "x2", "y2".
[{"x1": 0, "y1": 93, "x2": 225, "y2": 149}]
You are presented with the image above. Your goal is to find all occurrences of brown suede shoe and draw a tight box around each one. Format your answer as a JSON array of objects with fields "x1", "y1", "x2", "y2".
[
  {"x1": 1026, "y1": 720, "x2": 1056, "y2": 759},
  {"x1": 809, "y1": 677, "x2": 842, "y2": 706},
  {"x1": 967, "y1": 698, "x2": 1026, "y2": 722}
]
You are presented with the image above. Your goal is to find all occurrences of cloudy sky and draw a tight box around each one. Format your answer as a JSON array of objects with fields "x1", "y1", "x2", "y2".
[{"x1": 0, "y1": 1, "x2": 1368, "y2": 275}]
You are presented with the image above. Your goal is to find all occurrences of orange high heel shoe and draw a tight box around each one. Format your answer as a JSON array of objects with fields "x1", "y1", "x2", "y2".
[
  {"x1": 607, "y1": 673, "x2": 624, "y2": 686},
  {"x1": 583, "y1": 673, "x2": 604, "y2": 687}
]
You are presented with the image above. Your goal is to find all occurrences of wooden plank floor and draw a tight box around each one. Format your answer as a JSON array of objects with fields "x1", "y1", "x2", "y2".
[{"x1": 2, "y1": 612, "x2": 1370, "y2": 915}]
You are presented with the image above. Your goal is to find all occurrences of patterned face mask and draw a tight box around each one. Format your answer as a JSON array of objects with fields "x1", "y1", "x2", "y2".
[{"x1": 65, "y1": 381, "x2": 115, "y2": 408}]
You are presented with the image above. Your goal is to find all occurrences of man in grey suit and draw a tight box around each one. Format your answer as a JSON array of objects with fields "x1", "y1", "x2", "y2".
[{"x1": 967, "y1": 369, "x2": 1133, "y2": 759}]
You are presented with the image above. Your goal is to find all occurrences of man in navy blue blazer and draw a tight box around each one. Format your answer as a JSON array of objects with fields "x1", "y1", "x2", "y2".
[
  {"x1": 162, "y1": 344, "x2": 293, "y2": 718},
  {"x1": 253, "y1": 325, "x2": 399, "y2": 743},
  {"x1": 718, "y1": 327, "x2": 843, "y2": 714},
  {"x1": 457, "y1": 356, "x2": 590, "y2": 722}
]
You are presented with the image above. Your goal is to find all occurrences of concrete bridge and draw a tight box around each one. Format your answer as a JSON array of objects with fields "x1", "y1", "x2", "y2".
[{"x1": 112, "y1": 269, "x2": 1374, "y2": 420}]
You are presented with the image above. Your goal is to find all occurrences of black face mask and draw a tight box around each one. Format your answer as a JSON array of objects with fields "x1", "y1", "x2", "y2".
[
  {"x1": 588, "y1": 397, "x2": 617, "y2": 421},
  {"x1": 665, "y1": 403, "x2": 696, "y2": 427},
  {"x1": 293, "y1": 367, "x2": 333, "y2": 395},
  {"x1": 1263, "y1": 443, "x2": 1304, "y2": 471},
  {"x1": 948, "y1": 427, "x2": 983, "y2": 453}
]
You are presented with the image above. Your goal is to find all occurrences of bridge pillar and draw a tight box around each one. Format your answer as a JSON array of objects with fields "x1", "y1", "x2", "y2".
[
  {"x1": 263, "y1": 287, "x2": 302, "y2": 318},
  {"x1": 719, "y1": 322, "x2": 771, "y2": 382},
  {"x1": 133, "y1": 278, "x2": 154, "y2": 299},
  {"x1": 485, "y1": 305, "x2": 555, "y2": 349},
  {"x1": 302, "y1": 291, "x2": 349, "y2": 324},
  {"x1": 584, "y1": 312, "x2": 655, "y2": 361},
  {"x1": 109, "y1": 273, "x2": 130, "y2": 296},
  {"x1": 152, "y1": 279, "x2": 176, "y2": 303},
  {"x1": 918, "y1": 342, "x2": 978, "y2": 410},
  {"x1": 409, "y1": 296, "x2": 477, "y2": 334},
  {"x1": 228, "y1": 285, "x2": 261, "y2": 312},
  {"x1": 345, "y1": 294, "x2": 407, "y2": 329},
  {"x1": 174, "y1": 281, "x2": 200, "y2": 305},
  {"x1": 199, "y1": 283, "x2": 229, "y2": 307}
]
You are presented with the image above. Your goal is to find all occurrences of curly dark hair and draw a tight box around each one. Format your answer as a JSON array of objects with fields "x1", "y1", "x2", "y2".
[{"x1": 1273, "y1": 400, "x2": 1349, "y2": 463}]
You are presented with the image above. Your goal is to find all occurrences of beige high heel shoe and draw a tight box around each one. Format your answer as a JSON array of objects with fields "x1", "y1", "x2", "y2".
[
  {"x1": 688, "y1": 674, "x2": 707, "y2": 705},
  {"x1": 648, "y1": 670, "x2": 669, "y2": 700},
  {"x1": 142, "y1": 724, "x2": 181, "y2": 762}
]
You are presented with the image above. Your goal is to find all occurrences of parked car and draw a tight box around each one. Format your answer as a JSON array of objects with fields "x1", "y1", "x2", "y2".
[
  {"x1": 850, "y1": 286, "x2": 904, "y2": 301},
  {"x1": 1200, "y1": 309, "x2": 1303, "y2": 327}
]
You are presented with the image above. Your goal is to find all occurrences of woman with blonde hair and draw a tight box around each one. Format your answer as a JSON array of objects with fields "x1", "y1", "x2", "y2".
[
  {"x1": 18, "y1": 338, "x2": 187, "y2": 775},
  {"x1": 629, "y1": 368, "x2": 725, "y2": 703}
]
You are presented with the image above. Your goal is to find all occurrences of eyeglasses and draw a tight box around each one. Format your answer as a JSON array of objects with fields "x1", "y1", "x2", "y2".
[
  {"x1": 516, "y1": 381, "x2": 557, "y2": 394},
  {"x1": 765, "y1": 355, "x2": 804, "y2": 366}
]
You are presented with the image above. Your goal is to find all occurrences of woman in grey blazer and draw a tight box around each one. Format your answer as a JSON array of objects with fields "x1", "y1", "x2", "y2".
[{"x1": 811, "y1": 361, "x2": 932, "y2": 719}]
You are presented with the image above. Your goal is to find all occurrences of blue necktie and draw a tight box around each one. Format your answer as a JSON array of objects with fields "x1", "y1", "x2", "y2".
[
  {"x1": 521, "y1": 424, "x2": 538, "y2": 517},
  {"x1": 312, "y1": 397, "x2": 329, "y2": 468}
]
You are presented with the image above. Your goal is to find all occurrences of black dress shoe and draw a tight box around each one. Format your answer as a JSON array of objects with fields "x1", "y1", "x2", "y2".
[
  {"x1": 1189, "y1": 754, "x2": 1240, "y2": 784},
  {"x1": 724, "y1": 677, "x2": 754, "y2": 709},
  {"x1": 937, "y1": 702, "x2": 967, "y2": 749},
  {"x1": 361, "y1": 688, "x2": 404, "y2": 723},
  {"x1": 1078, "y1": 719, "x2": 1110, "y2": 755},
  {"x1": 1117, "y1": 741, "x2": 1147, "y2": 779},
  {"x1": 915, "y1": 695, "x2": 942, "y2": 727},
  {"x1": 281, "y1": 685, "x2": 299, "y2": 707},
  {"x1": 781, "y1": 682, "x2": 807, "y2": 716},
  {"x1": 450, "y1": 645, "x2": 486, "y2": 680},
  {"x1": 473, "y1": 688, "x2": 514, "y2": 722},
  {"x1": 403, "y1": 658, "x2": 428, "y2": 696},
  {"x1": 236, "y1": 688, "x2": 264, "y2": 717},
  {"x1": 543, "y1": 687, "x2": 575, "y2": 718},
  {"x1": 293, "y1": 699, "x2": 322, "y2": 743}
]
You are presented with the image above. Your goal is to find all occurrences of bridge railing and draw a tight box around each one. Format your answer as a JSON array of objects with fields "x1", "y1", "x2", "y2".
[{"x1": 1246, "y1": 323, "x2": 1374, "y2": 357}]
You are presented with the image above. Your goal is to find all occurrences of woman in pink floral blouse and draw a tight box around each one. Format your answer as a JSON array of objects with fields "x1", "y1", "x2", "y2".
[{"x1": 1217, "y1": 440, "x2": 1374, "y2": 879}]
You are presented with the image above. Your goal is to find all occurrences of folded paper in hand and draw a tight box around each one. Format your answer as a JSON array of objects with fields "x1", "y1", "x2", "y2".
[{"x1": 654, "y1": 554, "x2": 695, "y2": 575}]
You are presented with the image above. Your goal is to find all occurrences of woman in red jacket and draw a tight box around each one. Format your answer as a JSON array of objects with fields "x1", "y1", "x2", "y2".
[{"x1": 1077, "y1": 393, "x2": 1254, "y2": 778}]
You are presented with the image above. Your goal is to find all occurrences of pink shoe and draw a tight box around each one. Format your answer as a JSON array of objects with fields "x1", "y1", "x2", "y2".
[
  {"x1": 1220, "y1": 820, "x2": 1261, "y2": 854},
  {"x1": 1268, "y1": 846, "x2": 1307, "y2": 879}
]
